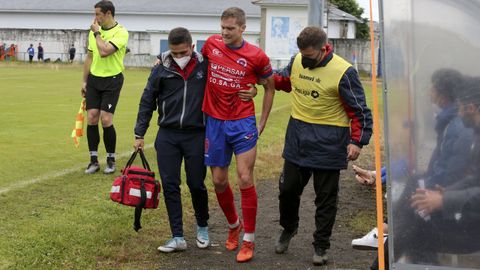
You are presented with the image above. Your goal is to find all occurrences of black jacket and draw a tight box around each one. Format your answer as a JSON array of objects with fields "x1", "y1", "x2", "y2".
[
  {"x1": 443, "y1": 127, "x2": 480, "y2": 222},
  {"x1": 134, "y1": 51, "x2": 208, "y2": 137}
]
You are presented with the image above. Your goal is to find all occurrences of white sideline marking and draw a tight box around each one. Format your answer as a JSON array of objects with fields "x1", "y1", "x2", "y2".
[
  {"x1": 0, "y1": 144, "x2": 154, "y2": 195},
  {"x1": 0, "y1": 103, "x2": 291, "y2": 195}
]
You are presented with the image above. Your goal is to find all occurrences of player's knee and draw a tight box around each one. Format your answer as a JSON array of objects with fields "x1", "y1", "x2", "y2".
[
  {"x1": 237, "y1": 172, "x2": 253, "y2": 187},
  {"x1": 212, "y1": 176, "x2": 228, "y2": 189},
  {"x1": 100, "y1": 115, "x2": 113, "y2": 127},
  {"x1": 87, "y1": 112, "x2": 100, "y2": 125}
]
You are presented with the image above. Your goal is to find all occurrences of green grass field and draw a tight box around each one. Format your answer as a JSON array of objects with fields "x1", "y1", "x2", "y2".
[{"x1": 0, "y1": 62, "x2": 382, "y2": 269}]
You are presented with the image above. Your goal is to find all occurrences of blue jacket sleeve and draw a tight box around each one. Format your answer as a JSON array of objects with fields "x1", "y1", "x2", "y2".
[
  {"x1": 338, "y1": 67, "x2": 373, "y2": 146},
  {"x1": 134, "y1": 66, "x2": 161, "y2": 137},
  {"x1": 426, "y1": 118, "x2": 474, "y2": 187}
]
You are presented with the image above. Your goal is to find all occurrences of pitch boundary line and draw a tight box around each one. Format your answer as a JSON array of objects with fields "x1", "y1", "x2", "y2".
[
  {"x1": 0, "y1": 144, "x2": 154, "y2": 195},
  {"x1": 0, "y1": 103, "x2": 291, "y2": 194}
]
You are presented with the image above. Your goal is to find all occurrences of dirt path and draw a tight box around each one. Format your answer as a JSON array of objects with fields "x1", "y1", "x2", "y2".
[{"x1": 157, "y1": 167, "x2": 378, "y2": 270}]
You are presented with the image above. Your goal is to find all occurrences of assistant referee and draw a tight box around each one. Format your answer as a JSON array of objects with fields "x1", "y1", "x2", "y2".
[{"x1": 81, "y1": 0, "x2": 129, "y2": 174}]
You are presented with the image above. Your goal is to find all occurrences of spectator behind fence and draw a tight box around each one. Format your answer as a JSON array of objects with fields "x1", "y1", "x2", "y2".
[
  {"x1": 0, "y1": 43, "x2": 5, "y2": 61},
  {"x1": 7, "y1": 44, "x2": 16, "y2": 61},
  {"x1": 37, "y1": 42, "x2": 44, "y2": 62},
  {"x1": 27, "y1": 44, "x2": 34, "y2": 63},
  {"x1": 69, "y1": 44, "x2": 76, "y2": 63}
]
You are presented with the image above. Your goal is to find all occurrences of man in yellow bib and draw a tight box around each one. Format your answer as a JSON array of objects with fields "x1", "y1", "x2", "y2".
[
  {"x1": 81, "y1": 0, "x2": 129, "y2": 174},
  {"x1": 273, "y1": 26, "x2": 373, "y2": 265}
]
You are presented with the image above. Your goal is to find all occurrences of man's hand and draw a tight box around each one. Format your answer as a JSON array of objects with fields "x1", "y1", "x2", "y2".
[
  {"x1": 134, "y1": 139, "x2": 144, "y2": 150},
  {"x1": 238, "y1": 84, "x2": 257, "y2": 101},
  {"x1": 352, "y1": 164, "x2": 375, "y2": 186},
  {"x1": 90, "y1": 19, "x2": 100, "y2": 33},
  {"x1": 347, "y1": 144, "x2": 361, "y2": 161},
  {"x1": 257, "y1": 121, "x2": 266, "y2": 136},
  {"x1": 410, "y1": 185, "x2": 444, "y2": 215},
  {"x1": 81, "y1": 82, "x2": 87, "y2": 97}
]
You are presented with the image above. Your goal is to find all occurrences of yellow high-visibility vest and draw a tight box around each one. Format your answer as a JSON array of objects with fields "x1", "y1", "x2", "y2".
[{"x1": 290, "y1": 53, "x2": 351, "y2": 127}]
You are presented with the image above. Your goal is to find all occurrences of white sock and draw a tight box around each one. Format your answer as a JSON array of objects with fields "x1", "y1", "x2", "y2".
[
  {"x1": 243, "y1": 233, "x2": 255, "y2": 242},
  {"x1": 228, "y1": 219, "x2": 240, "y2": 229}
]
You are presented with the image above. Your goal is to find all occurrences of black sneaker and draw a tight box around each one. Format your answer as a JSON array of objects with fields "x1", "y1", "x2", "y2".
[
  {"x1": 275, "y1": 228, "x2": 298, "y2": 254},
  {"x1": 312, "y1": 247, "x2": 328, "y2": 266},
  {"x1": 84, "y1": 162, "x2": 100, "y2": 174},
  {"x1": 103, "y1": 160, "x2": 116, "y2": 174}
]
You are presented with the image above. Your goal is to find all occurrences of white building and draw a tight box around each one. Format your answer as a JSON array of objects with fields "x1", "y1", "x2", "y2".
[
  {"x1": 0, "y1": 0, "x2": 361, "y2": 67},
  {"x1": 253, "y1": 0, "x2": 361, "y2": 66}
]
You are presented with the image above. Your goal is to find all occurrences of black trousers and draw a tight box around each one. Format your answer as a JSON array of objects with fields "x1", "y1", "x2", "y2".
[
  {"x1": 394, "y1": 208, "x2": 480, "y2": 264},
  {"x1": 371, "y1": 239, "x2": 389, "y2": 270},
  {"x1": 155, "y1": 128, "x2": 209, "y2": 237},
  {"x1": 279, "y1": 159, "x2": 340, "y2": 250}
]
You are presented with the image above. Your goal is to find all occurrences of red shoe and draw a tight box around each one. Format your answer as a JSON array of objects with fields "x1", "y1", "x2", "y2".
[
  {"x1": 225, "y1": 222, "x2": 243, "y2": 251},
  {"x1": 236, "y1": 241, "x2": 255, "y2": 262}
]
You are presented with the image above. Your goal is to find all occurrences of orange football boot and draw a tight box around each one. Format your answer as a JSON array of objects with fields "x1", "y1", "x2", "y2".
[
  {"x1": 225, "y1": 222, "x2": 243, "y2": 251},
  {"x1": 236, "y1": 241, "x2": 255, "y2": 262}
]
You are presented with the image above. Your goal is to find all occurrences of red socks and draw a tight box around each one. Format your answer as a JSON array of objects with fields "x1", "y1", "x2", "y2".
[
  {"x1": 216, "y1": 185, "x2": 258, "y2": 233},
  {"x1": 215, "y1": 184, "x2": 239, "y2": 225},
  {"x1": 240, "y1": 186, "x2": 257, "y2": 233}
]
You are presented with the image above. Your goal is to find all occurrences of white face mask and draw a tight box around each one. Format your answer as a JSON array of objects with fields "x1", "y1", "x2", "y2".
[{"x1": 173, "y1": 55, "x2": 191, "y2": 69}]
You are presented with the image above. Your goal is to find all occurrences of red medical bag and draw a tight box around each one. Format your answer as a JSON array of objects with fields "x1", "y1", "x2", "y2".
[{"x1": 110, "y1": 148, "x2": 160, "y2": 231}]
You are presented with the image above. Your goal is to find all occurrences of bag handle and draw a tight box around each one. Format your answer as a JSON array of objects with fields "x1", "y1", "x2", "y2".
[
  {"x1": 138, "y1": 148, "x2": 151, "y2": 171},
  {"x1": 124, "y1": 148, "x2": 151, "y2": 171}
]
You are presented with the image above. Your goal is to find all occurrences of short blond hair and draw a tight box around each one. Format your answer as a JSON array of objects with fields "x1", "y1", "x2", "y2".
[{"x1": 221, "y1": 7, "x2": 246, "y2": 26}]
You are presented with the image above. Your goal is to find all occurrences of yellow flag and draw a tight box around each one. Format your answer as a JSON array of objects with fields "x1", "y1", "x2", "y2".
[{"x1": 71, "y1": 98, "x2": 86, "y2": 148}]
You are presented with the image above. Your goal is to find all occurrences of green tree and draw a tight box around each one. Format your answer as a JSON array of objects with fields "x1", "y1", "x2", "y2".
[{"x1": 329, "y1": 0, "x2": 370, "y2": 39}]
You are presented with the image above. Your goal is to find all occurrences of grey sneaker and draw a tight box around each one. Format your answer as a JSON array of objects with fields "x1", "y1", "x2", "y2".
[
  {"x1": 157, "y1": 237, "x2": 187, "y2": 253},
  {"x1": 84, "y1": 162, "x2": 100, "y2": 174},
  {"x1": 103, "y1": 160, "x2": 116, "y2": 174},
  {"x1": 312, "y1": 247, "x2": 328, "y2": 266},
  {"x1": 196, "y1": 226, "x2": 210, "y2": 249},
  {"x1": 275, "y1": 228, "x2": 297, "y2": 254}
]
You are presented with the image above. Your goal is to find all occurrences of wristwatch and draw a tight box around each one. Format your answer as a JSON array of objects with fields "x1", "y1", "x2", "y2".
[{"x1": 94, "y1": 31, "x2": 101, "y2": 38}]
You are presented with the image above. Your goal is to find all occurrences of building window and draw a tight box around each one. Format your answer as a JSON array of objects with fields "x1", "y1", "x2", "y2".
[
  {"x1": 160, "y1": 39, "x2": 169, "y2": 54},
  {"x1": 341, "y1": 21, "x2": 349, "y2": 39},
  {"x1": 196, "y1": 40, "x2": 206, "y2": 52}
]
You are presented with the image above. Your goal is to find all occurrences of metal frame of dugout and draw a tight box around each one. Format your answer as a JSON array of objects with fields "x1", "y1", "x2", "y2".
[{"x1": 380, "y1": 0, "x2": 480, "y2": 269}]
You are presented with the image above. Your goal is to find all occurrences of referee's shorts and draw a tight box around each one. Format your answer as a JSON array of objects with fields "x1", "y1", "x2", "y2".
[{"x1": 85, "y1": 73, "x2": 124, "y2": 114}]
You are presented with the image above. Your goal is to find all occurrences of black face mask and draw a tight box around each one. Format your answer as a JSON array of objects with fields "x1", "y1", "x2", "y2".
[
  {"x1": 301, "y1": 56, "x2": 318, "y2": 69},
  {"x1": 301, "y1": 49, "x2": 323, "y2": 69}
]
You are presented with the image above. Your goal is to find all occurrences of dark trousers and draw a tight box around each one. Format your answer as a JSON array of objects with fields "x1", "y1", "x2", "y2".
[
  {"x1": 394, "y1": 208, "x2": 480, "y2": 264},
  {"x1": 155, "y1": 128, "x2": 209, "y2": 237},
  {"x1": 279, "y1": 159, "x2": 340, "y2": 250},
  {"x1": 371, "y1": 239, "x2": 389, "y2": 270}
]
